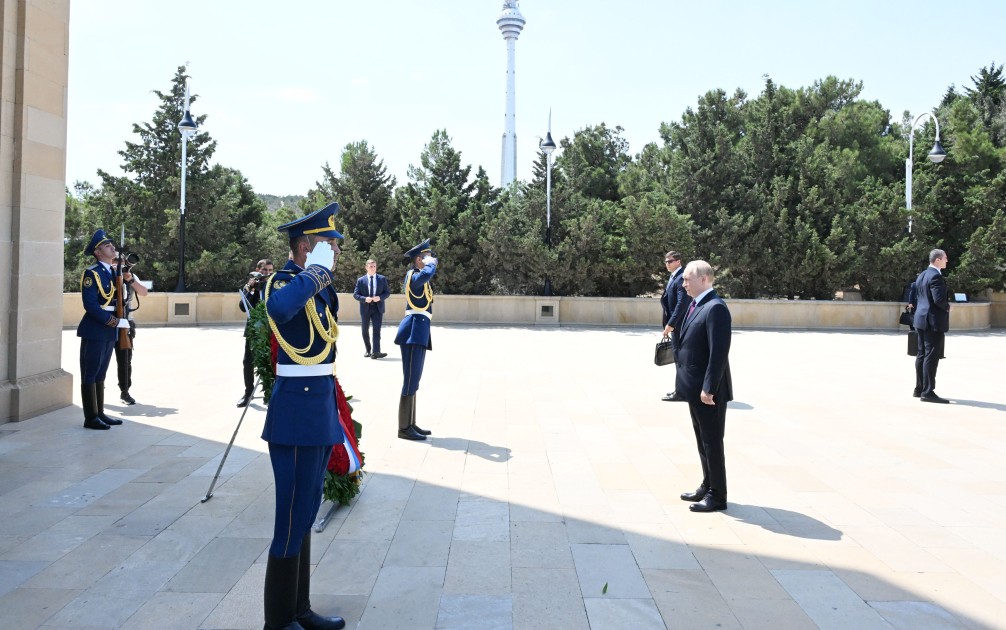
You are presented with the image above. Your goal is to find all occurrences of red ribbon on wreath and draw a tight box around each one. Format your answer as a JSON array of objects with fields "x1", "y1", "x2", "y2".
[{"x1": 327, "y1": 376, "x2": 363, "y2": 476}]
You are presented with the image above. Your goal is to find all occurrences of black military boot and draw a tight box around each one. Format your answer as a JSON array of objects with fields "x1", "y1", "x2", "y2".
[
  {"x1": 397, "y1": 395, "x2": 424, "y2": 440},
  {"x1": 81, "y1": 383, "x2": 109, "y2": 430},
  {"x1": 264, "y1": 554, "x2": 304, "y2": 630},
  {"x1": 410, "y1": 395, "x2": 431, "y2": 436},
  {"x1": 295, "y1": 533, "x2": 345, "y2": 630},
  {"x1": 94, "y1": 382, "x2": 123, "y2": 426}
]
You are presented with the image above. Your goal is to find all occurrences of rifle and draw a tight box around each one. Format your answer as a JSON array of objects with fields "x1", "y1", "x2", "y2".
[{"x1": 116, "y1": 225, "x2": 132, "y2": 350}]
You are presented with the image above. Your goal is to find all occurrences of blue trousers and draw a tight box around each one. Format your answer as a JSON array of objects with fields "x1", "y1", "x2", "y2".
[
  {"x1": 79, "y1": 338, "x2": 114, "y2": 384},
  {"x1": 361, "y1": 308, "x2": 383, "y2": 353},
  {"x1": 268, "y1": 443, "x2": 332, "y2": 558},
  {"x1": 400, "y1": 344, "x2": 427, "y2": 396}
]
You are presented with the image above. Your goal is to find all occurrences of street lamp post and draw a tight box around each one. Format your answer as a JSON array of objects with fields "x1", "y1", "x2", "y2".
[
  {"x1": 175, "y1": 80, "x2": 198, "y2": 292},
  {"x1": 540, "y1": 110, "x2": 556, "y2": 296},
  {"x1": 906, "y1": 111, "x2": 946, "y2": 233}
]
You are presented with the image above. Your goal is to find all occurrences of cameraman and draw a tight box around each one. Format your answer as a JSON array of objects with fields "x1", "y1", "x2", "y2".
[
  {"x1": 237, "y1": 258, "x2": 274, "y2": 407},
  {"x1": 115, "y1": 254, "x2": 148, "y2": 405}
]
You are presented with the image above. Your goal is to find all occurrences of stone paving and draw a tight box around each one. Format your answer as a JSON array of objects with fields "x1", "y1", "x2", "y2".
[{"x1": 1, "y1": 324, "x2": 1005, "y2": 629}]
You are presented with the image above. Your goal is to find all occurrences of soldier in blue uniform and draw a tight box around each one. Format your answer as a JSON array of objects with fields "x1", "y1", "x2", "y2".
[
  {"x1": 394, "y1": 239, "x2": 437, "y2": 441},
  {"x1": 261, "y1": 203, "x2": 346, "y2": 630},
  {"x1": 77, "y1": 229, "x2": 131, "y2": 430}
]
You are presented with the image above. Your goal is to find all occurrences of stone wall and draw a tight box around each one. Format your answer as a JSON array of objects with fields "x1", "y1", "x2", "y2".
[
  {"x1": 1, "y1": 0, "x2": 72, "y2": 424},
  {"x1": 62, "y1": 292, "x2": 996, "y2": 331}
]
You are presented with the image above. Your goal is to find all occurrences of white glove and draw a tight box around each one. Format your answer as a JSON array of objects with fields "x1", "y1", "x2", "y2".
[
  {"x1": 304, "y1": 241, "x2": 334, "y2": 270},
  {"x1": 116, "y1": 318, "x2": 131, "y2": 329},
  {"x1": 422, "y1": 255, "x2": 437, "y2": 266}
]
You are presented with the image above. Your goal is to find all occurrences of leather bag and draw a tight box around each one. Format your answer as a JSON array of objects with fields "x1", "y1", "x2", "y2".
[
  {"x1": 899, "y1": 308, "x2": 914, "y2": 327},
  {"x1": 654, "y1": 336, "x2": 675, "y2": 366}
]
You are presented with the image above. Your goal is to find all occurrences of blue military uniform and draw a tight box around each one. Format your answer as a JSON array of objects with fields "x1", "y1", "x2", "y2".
[
  {"x1": 261, "y1": 203, "x2": 346, "y2": 630},
  {"x1": 394, "y1": 238, "x2": 437, "y2": 440},
  {"x1": 77, "y1": 229, "x2": 125, "y2": 430}
]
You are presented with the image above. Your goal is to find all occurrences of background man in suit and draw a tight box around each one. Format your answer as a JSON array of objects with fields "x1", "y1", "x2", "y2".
[
  {"x1": 660, "y1": 251, "x2": 689, "y2": 401},
  {"x1": 114, "y1": 265, "x2": 148, "y2": 405},
  {"x1": 353, "y1": 259, "x2": 390, "y2": 359},
  {"x1": 676, "y1": 260, "x2": 733, "y2": 513},
  {"x1": 912, "y1": 248, "x2": 951, "y2": 403}
]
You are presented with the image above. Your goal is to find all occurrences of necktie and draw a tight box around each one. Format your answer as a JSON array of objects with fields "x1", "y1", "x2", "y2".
[
  {"x1": 370, "y1": 276, "x2": 375, "y2": 297},
  {"x1": 687, "y1": 300, "x2": 697, "y2": 319}
]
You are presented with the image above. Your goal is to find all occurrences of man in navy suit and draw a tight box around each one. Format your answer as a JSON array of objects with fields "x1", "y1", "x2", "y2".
[
  {"x1": 77, "y1": 229, "x2": 132, "y2": 430},
  {"x1": 675, "y1": 260, "x2": 733, "y2": 513},
  {"x1": 912, "y1": 249, "x2": 951, "y2": 403},
  {"x1": 353, "y1": 259, "x2": 390, "y2": 359},
  {"x1": 660, "y1": 251, "x2": 689, "y2": 402},
  {"x1": 261, "y1": 203, "x2": 346, "y2": 630},
  {"x1": 394, "y1": 239, "x2": 437, "y2": 441}
]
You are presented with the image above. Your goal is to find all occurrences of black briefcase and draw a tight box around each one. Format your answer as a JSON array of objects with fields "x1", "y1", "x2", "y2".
[
  {"x1": 907, "y1": 331, "x2": 918, "y2": 356},
  {"x1": 654, "y1": 336, "x2": 675, "y2": 366}
]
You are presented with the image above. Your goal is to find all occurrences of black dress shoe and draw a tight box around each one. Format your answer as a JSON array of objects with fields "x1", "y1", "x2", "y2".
[
  {"x1": 398, "y1": 426, "x2": 427, "y2": 441},
  {"x1": 912, "y1": 389, "x2": 922, "y2": 398},
  {"x1": 680, "y1": 487, "x2": 708, "y2": 502},
  {"x1": 83, "y1": 417, "x2": 110, "y2": 430},
  {"x1": 662, "y1": 392, "x2": 686, "y2": 402},
  {"x1": 236, "y1": 392, "x2": 252, "y2": 408},
  {"x1": 364, "y1": 352, "x2": 371, "y2": 358},
  {"x1": 921, "y1": 394, "x2": 949, "y2": 404},
  {"x1": 120, "y1": 391, "x2": 136, "y2": 405},
  {"x1": 371, "y1": 352, "x2": 387, "y2": 359},
  {"x1": 412, "y1": 425, "x2": 432, "y2": 436},
  {"x1": 297, "y1": 609, "x2": 346, "y2": 630},
  {"x1": 689, "y1": 495, "x2": 727, "y2": 512}
]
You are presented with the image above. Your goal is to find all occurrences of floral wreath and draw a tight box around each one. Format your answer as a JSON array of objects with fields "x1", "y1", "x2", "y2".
[{"x1": 248, "y1": 301, "x2": 365, "y2": 505}]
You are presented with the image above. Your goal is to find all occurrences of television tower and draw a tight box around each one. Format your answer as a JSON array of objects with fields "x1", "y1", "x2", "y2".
[{"x1": 497, "y1": 1, "x2": 525, "y2": 187}]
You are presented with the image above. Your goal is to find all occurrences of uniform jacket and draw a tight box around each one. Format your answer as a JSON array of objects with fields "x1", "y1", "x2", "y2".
[
  {"x1": 661, "y1": 268, "x2": 689, "y2": 329},
  {"x1": 261, "y1": 259, "x2": 345, "y2": 447},
  {"x1": 77, "y1": 262, "x2": 121, "y2": 341},
  {"x1": 674, "y1": 290, "x2": 733, "y2": 404},
  {"x1": 911, "y1": 267, "x2": 950, "y2": 332},
  {"x1": 353, "y1": 273, "x2": 391, "y2": 315},
  {"x1": 395, "y1": 261, "x2": 437, "y2": 350}
]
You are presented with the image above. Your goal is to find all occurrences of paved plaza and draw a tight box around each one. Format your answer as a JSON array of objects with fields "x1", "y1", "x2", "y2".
[{"x1": 1, "y1": 324, "x2": 1005, "y2": 629}]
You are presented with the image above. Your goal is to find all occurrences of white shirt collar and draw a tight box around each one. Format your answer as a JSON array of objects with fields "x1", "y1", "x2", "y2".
[{"x1": 693, "y1": 287, "x2": 715, "y2": 305}]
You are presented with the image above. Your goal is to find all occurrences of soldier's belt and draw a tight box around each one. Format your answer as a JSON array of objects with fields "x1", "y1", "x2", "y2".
[
  {"x1": 405, "y1": 309, "x2": 431, "y2": 319},
  {"x1": 276, "y1": 363, "x2": 334, "y2": 377},
  {"x1": 101, "y1": 305, "x2": 115, "y2": 311}
]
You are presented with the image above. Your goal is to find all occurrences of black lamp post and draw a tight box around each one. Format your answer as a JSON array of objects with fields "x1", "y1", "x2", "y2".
[
  {"x1": 175, "y1": 81, "x2": 197, "y2": 292},
  {"x1": 905, "y1": 111, "x2": 946, "y2": 233},
  {"x1": 540, "y1": 110, "x2": 556, "y2": 296}
]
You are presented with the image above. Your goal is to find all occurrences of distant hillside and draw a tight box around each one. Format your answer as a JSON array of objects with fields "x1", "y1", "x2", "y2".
[{"x1": 259, "y1": 194, "x2": 305, "y2": 213}]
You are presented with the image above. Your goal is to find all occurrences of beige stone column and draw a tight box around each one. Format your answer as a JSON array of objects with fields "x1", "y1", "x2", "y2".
[{"x1": 0, "y1": 0, "x2": 72, "y2": 424}]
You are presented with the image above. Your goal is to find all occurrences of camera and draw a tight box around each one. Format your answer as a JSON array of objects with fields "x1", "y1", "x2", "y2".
[{"x1": 119, "y1": 251, "x2": 140, "y2": 270}]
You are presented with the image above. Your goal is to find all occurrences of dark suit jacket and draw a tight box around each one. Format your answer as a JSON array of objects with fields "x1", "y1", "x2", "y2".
[
  {"x1": 674, "y1": 290, "x2": 733, "y2": 404},
  {"x1": 353, "y1": 274, "x2": 391, "y2": 315},
  {"x1": 661, "y1": 269, "x2": 689, "y2": 329},
  {"x1": 911, "y1": 267, "x2": 950, "y2": 332}
]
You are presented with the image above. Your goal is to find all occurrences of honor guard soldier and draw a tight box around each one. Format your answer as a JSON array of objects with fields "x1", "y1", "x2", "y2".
[
  {"x1": 394, "y1": 238, "x2": 437, "y2": 441},
  {"x1": 77, "y1": 229, "x2": 130, "y2": 430},
  {"x1": 261, "y1": 203, "x2": 346, "y2": 630}
]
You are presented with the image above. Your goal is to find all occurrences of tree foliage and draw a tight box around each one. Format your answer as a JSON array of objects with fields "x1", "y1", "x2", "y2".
[{"x1": 67, "y1": 65, "x2": 1006, "y2": 300}]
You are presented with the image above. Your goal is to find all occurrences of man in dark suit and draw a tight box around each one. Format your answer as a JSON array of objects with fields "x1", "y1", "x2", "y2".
[
  {"x1": 660, "y1": 251, "x2": 689, "y2": 401},
  {"x1": 675, "y1": 260, "x2": 733, "y2": 513},
  {"x1": 912, "y1": 249, "x2": 951, "y2": 403},
  {"x1": 352, "y1": 259, "x2": 391, "y2": 359}
]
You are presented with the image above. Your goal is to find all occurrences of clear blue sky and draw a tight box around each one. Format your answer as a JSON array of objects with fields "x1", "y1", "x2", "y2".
[{"x1": 67, "y1": 0, "x2": 1006, "y2": 197}]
